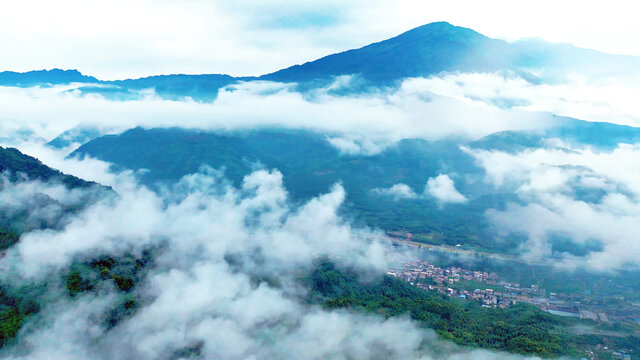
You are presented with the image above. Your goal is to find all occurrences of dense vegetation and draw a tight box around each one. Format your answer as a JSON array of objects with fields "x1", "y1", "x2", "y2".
[
  {"x1": 0, "y1": 253, "x2": 148, "y2": 348},
  {"x1": 0, "y1": 231, "x2": 19, "y2": 252},
  {"x1": 0, "y1": 283, "x2": 42, "y2": 347},
  {"x1": 64, "y1": 253, "x2": 152, "y2": 329}
]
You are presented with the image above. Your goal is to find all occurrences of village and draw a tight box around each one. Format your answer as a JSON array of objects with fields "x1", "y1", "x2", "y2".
[{"x1": 387, "y1": 258, "x2": 625, "y2": 324}]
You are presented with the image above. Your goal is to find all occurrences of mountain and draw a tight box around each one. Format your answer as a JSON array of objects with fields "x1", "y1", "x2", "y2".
[
  {"x1": 70, "y1": 115, "x2": 640, "y2": 254},
  {"x1": 261, "y1": 22, "x2": 515, "y2": 84},
  {"x1": 510, "y1": 38, "x2": 640, "y2": 80},
  {"x1": 0, "y1": 69, "x2": 98, "y2": 87},
  {"x1": 260, "y1": 22, "x2": 640, "y2": 85},
  {"x1": 0, "y1": 69, "x2": 239, "y2": 101}
]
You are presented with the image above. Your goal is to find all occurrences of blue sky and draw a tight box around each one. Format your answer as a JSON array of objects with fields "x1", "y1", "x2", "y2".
[{"x1": 1, "y1": 0, "x2": 639, "y2": 79}]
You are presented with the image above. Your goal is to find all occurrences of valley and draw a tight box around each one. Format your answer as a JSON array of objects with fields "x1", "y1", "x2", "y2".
[{"x1": 2, "y1": 14, "x2": 640, "y2": 360}]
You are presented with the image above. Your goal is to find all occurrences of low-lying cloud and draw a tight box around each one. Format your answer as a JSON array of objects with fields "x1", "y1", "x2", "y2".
[
  {"x1": 466, "y1": 142, "x2": 640, "y2": 270},
  {"x1": 373, "y1": 174, "x2": 466, "y2": 204},
  {"x1": 0, "y1": 167, "x2": 539, "y2": 360},
  {"x1": 373, "y1": 183, "x2": 418, "y2": 200},
  {"x1": 426, "y1": 174, "x2": 467, "y2": 203}
]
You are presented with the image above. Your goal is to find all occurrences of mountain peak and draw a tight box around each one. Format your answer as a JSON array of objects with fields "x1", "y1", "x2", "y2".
[
  {"x1": 407, "y1": 21, "x2": 466, "y2": 33},
  {"x1": 261, "y1": 21, "x2": 509, "y2": 83},
  {"x1": 399, "y1": 21, "x2": 486, "y2": 40}
]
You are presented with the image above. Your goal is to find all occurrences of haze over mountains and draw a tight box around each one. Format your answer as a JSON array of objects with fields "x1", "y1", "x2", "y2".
[{"x1": 2, "y1": 20, "x2": 640, "y2": 360}]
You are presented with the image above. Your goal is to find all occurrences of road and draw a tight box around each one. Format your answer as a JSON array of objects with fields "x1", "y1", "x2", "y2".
[{"x1": 378, "y1": 234, "x2": 588, "y2": 267}]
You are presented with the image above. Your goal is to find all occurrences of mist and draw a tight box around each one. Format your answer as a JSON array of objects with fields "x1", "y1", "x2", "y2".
[{"x1": 0, "y1": 75, "x2": 555, "y2": 150}]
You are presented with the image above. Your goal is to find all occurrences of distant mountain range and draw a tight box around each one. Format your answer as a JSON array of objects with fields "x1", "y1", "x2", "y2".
[
  {"x1": 2, "y1": 22, "x2": 639, "y2": 100},
  {"x1": 69, "y1": 117, "x2": 638, "y2": 255}
]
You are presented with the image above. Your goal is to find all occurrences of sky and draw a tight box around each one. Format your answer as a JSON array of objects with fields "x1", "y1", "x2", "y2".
[{"x1": 1, "y1": 0, "x2": 640, "y2": 79}]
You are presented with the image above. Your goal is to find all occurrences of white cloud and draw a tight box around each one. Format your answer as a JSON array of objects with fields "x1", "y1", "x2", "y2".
[
  {"x1": 326, "y1": 137, "x2": 362, "y2": 154},
  {"x1": 374, "y1": 175, "x2": 467, "y2": 204},
  {"x1": 425, "y1": 174, "x2": 467, "y2": 203},
  {"x1": 467, "y1": 143, "x2": 640, "y2": 270},
  {"x1": 372, "y1": 183, "x2": 418, "y2": 201},
  {"x1": 465, "y1": 143, "x2": 640, "y2": 196},
  {"x1": 487, "y1": 193, "x2": 640, "y2": 271}
]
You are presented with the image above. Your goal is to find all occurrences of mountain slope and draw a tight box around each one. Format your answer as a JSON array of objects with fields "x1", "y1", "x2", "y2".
[
  {"x1": 471, "y1": 117, "x2": 640, "y2": 152},
  {"x1": 0, "y1": 146, "x2": 98, "y2": 188}
]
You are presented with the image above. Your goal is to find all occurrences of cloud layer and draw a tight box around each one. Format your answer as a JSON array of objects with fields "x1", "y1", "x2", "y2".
[{"x1": 0, "y1": 77, "x2": 554, "y2": 152}]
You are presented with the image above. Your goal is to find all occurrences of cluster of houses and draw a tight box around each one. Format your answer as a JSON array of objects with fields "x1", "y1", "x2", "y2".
[
  {"x1": 387, "y1": 256, "x2": 638, "y2": 359},
  {"x1": 387, "y1": 258, "x2": 640, "y2": 330},
  {"x1": 388, "y1": 259, "x2": 519, "y2": 308},
  {"x1": 387, "y1": 259, "x2": 589, "y2": 314}
]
